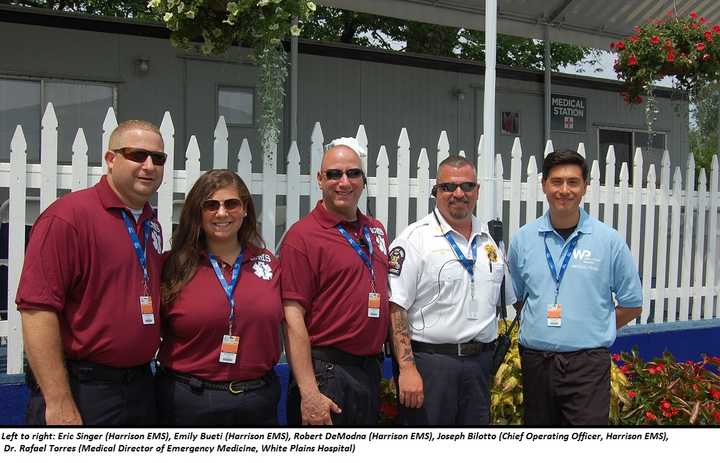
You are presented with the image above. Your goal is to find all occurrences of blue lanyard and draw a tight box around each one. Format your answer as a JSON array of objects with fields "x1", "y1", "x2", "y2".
[
  {"x1": 209, "y1": 252, "x2": 244, "y2": 325},
  {"x1": 336, "y1": 224, "x2": 375, "y2": 286},
  {"x1": 444, "y1": 232, "x2": 478, "y2": 279},
  {"x1": 120, "y1": 210, "x2": 151, "y2": 286},
  {"x1": 543, "y1": 232, "x2": 580, "y2": 303}
]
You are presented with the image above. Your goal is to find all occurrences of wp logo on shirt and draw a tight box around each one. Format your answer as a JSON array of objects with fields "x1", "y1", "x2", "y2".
[{"x1": 572, "y1": 249, "x2": 592, "y2": 260}]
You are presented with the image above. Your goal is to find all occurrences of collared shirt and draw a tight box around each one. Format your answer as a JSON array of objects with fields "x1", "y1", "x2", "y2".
[
  {"x1": 388, "y1": 209, "x2": 515, "y2": 344},
  {"x1": 158, "y1": 245, "x2": 282, "y2": 381},
  {"x1": 16, "y1": 176, "x2": 163, "y2": 367},
  {"x1": 279, "y1": 201, "x2": 390, "y2": 356},
  {"x1": 508, "y1": 208, "x2": 643, "y2": 352}
]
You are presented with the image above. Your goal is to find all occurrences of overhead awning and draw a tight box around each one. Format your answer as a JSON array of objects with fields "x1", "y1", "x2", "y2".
[{"x1": 319, "y1": 0, "x2": 720, "y2": 50}]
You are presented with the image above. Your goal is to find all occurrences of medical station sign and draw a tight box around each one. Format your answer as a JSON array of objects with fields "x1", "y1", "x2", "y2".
[{"x1": 551, "y1": 94, "x2": 587, "y2": 132}]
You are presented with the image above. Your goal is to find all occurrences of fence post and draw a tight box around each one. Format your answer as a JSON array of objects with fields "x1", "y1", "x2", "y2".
[
  {"x1": 396, "y1": 129, "x2": 410, "y2": 233},
  {"x1": 157, "y1": 112, "x2": 175, "y2": 250},
  {"x1": 692, "y1": 169, "x2": 707, "y2": 320},
  {"x1": 640, "y1": 166, "x2": 657, "y2": 325},
  {"x1": 416, "y1": 148, "x2": 430, "y2": 218},
  {"x1": 213, "y1": 116, "x2": 228, "y2": 169},
  {"x1": 7, "y1": 126, "x2": 28, "y2": 374},
  {"x1": 40, "y1": 103, "x2": 58, "y2": 212},
  {"x1": 310, "y1": 123, "x2": 323, "y2": 207}
]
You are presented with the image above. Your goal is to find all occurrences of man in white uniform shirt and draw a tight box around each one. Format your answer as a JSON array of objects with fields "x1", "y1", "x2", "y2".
[{"x1": 388, "y1": 155, "x2": 515, "y2": 425}]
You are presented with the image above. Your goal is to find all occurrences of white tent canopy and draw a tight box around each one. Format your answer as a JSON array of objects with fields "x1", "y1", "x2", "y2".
[{"x1": 319, "y1": 0, "x2": 720, "y2": 50}]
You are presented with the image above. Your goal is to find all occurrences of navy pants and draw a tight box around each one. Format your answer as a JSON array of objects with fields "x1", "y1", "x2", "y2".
[
  {"x1": 287, "y1": 357, "x2": 381, "y2": 426},
  {"x1": 156, "y1": 370, "x2": 280, "y2": 426},
  {"x1": 520, "y1": 346, "x2": 611, "y2": 426},
  {"x1": 397, "y1": 349, "x2": 493, "y2": 426},
  {"x1": 26, "y1": 361, "x2": 156, "y2": 426}
]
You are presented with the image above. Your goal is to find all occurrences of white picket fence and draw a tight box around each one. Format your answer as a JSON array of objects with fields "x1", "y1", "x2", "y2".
[{"x1": 1, "y1": 103, "x2": 719, "y2": 375}]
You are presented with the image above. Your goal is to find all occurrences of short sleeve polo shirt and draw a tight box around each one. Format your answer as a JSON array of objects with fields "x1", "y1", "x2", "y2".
[
  {"x1": 388, "y1": 209, "x2": 516, "y2": 344},
  {"x1": 508, "y1": 208, "x2": 643, "y2": 352},
  {"x1": 16, "y1": 176, "x2": 163, "y2": 367},
  {"x1": 279, "y1": 201, "x2": 390, "y2": 356},
  {"x1": 158, "y1": 246, "x2": 283, "y2": 381}
]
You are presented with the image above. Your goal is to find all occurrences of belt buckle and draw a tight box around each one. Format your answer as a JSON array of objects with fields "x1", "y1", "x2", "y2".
[{"x1": 229, "y1": 381, "x2": 247, "y2": 395}]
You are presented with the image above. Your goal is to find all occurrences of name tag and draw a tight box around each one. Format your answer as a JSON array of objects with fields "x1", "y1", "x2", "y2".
[
  {"x1": 139, "y1": 296, "x2": 155, "y2": 325},
  {"x1": 547, "y1": 303, "x2": 562, "y2": 327},
  {"x1": 368, "y1": 292, "x2": 381, "y2": 318},
  {"x1": 219, "y1": 335, "x2": 240, "y2": 364}
]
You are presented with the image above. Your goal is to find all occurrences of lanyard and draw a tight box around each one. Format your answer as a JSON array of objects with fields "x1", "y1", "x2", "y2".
[
  {"x1": 443, "y1": 232, "x2": 479, "y2": 279},
  {"x1": 543, "y1": 232, "x2": 580, "y2": 304},
  {"x1": 336, "y1": 224, "x2": 375, "y2": 289},
  {"x1": 120, "y1": 210, "x2": 151, "y2": 290},
  {"x1": 209, "y1": 252, "x2": 243, "y2": 332}
]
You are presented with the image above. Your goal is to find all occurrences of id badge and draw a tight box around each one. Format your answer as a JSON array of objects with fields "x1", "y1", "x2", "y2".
[
  {"x1": 139, "y1": 296, "x2": 155, "y2": 325},
  {"x1": 547, "y1": 303, "x2": 562, "y2": 327},
  {"x1": 368, "y1": 292, "x2": 381, "y2": 318},
  {"x1": 219, "y1": 335, "x2": 240, "y2": 364}
]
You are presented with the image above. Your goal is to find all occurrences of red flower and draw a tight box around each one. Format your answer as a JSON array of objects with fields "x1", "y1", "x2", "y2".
[
  {"x1": 705, "y1": 31, "x2": 714, "y2": 41},
  {"x1": 379, "y1": 401, "x2": 398, "y2": 418},
  {"x1": 611, "y1": 354, "x2": 620, "y2": 362},
  {"x1": 714, "y1": 411, "x2": 720, "y2": 424},
  {"x1": 645, "y1": 411, "x2": 657, "y2": 421},
  {"x1": 691, "y1": 23, "x2": 700, "y2": 29},
  {"x1": 714, "y1": 25, "x2": 720, "y2": 33},
  {"x1": 711, "y1": 389, "x2": 720, "y2": 400},
  {"x1": 615, "y1": 40, "x2": 626, "y2": 50},
  {"x1": 619, "y1": 364, "x2": 631, "y2": 374},
  {"x1": 628, "y1": 54, "x2": 638, "y2": 65},
  {"x1": 696, "y1": 42, "x2": 706, "y2": 51},
  {"x1": 691, "y1": 11, "x2": 698, "y2": 19},
  {"x1": 627, "y1": 391, "x2": 637, "y2": 399},
  {"x1": 633, "y1": 95, "x2": 643, "y2": 104},
  {"x1": 703, "y1": 53, "x2": 711, "y2": 61},
  {"x1": 701, "y1": 17, "x2": 706, "y2": 24},
  {"x1": 630, "y1": 35, "x2": 639, "y2": 43},
  {"x1": 666, "y1": 51, "x2": 675, "y2": 62},
  {"x1": 663, "y1": 410, "x2": 673, "y2": 418},
  {"x1": 661, "y1": 401, "x2": 671, "y2": 411},
  {"x1": 650, "y1": 35, "x2": 660, "y2": 45}
]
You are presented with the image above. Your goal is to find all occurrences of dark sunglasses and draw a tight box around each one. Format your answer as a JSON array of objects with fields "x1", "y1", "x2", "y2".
[
  {"x1": 113, "y1": 147, "x2": 167, "y2": 166},
  {"x1": 202, "y1": 198, "x2": 243, "y2": 212},
  {"x1": 436, "y1": 181, "x2": 478, "y2": 193},
  {"x1": 324, "y1": 168, "x2": 364, "y2": 181}
]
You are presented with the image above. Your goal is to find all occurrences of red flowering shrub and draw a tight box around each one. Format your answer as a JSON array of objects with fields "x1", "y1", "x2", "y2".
[
  {"x1": 612, "y1": 349, "x2": 720, "y2": 425},
  {"x1": 612, "y1": 11, "x2": 720, "y2": 103}
]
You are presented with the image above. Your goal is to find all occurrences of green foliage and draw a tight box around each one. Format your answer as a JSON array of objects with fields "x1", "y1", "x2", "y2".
[
  {"x1": 689, "y1": 81, "x2": 720, "y2": 182},
  {"x1": 7, "y1": 0, "x2": 157, "y2": 20},
  {"x1": 301, "y1": 6, "x2": 600, "y2": 71}
]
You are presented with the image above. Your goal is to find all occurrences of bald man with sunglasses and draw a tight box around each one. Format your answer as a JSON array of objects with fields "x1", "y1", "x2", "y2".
[
  {"x1": 280, "y1": 138, "x2": 390, "y2": 426},
  {"x1": 17, "y1": 120, "x2": 166, "y2": 425},
  {"x1": 388, "y1": 155, "x2": 515, "y2": 425}
]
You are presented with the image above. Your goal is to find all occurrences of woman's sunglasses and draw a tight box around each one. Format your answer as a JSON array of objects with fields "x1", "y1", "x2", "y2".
[
  {"x1": 324, "y1": 168, "x2": 364, "y2": 181},
  {"x1": 113, "y1": 147, "x2": 168, "y2": 166},
  {"x1": 202, "y1": 198, "x2": 243, "y2": 212}
]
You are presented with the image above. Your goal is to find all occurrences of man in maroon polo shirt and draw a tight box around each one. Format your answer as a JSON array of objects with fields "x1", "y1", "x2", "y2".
[
  {"x1": 280, "y1": 137, "x2": 390, "y2": 426},
  {"x1": 16, "y1": 120, "x2": 165, "y2": 426}
]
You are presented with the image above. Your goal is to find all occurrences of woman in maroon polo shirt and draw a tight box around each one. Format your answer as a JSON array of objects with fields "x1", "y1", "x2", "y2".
[{"x1": 157, "y1": 169, "x2": 282, "y2": 426}]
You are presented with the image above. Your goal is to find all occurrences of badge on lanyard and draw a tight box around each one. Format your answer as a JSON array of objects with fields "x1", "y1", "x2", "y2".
[
  {"x1": 210, "y1": 253, "x2": 244, "y2": 365},
  {"x1": 368, "y1": 292, "x2": 381, "y2": 318},
  {"x1": 543, "y1": 232, "x2": 580, "y2": 329},
  {"x1": 139, "y1": 296, "x2": 155, "y2": 325},
  {"x1": 547, "y1": 303, "x2": 562, "y2": 327},
  {"x1": 219, "y1": 335, "x2": 240, "y2": 364},
  {"x1": 337, "y1": 224, "x2": 382, "y2": 320},
  {"x1": 121, "y1": 211, "x2": 155, "y2": 326}
]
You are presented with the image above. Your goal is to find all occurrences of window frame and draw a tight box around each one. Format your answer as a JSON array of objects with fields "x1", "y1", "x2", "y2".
[{"x1": 216, "y1": 85, "x2": 256, "y2": 128}]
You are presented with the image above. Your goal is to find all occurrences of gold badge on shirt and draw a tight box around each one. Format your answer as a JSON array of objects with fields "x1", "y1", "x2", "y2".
[{"x1": 484, "y1": 243, "x2": 498, "y2": 263}]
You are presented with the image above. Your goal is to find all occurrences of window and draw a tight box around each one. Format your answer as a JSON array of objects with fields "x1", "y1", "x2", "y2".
[
  {"x1": 598, "y1": 128, "x2": 667, "y2": 186},
  {"x1": 218, "y1": 87, "x2": 254, "y2": 126},
  {"x1": 0, "y1": 77, "x2": 116, "y2": 165}
]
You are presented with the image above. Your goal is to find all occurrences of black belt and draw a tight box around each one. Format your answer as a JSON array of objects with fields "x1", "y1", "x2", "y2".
[
  {"x1": 161, "y1": 367, "x2": 269, "y2": 394},
  {"x1": 65, "y1": 359, "x2": 151, "y2": 383},
  {"x1": 311, "y1": 346, "x2": 382, "y2": 367},
  {"x1": 412, "y1": 340, "x2": 496, "y2": 357}
]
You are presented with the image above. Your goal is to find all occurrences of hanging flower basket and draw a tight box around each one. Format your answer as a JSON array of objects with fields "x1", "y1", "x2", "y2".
[{"x1": 612, "y1": 11, "x2": 720, "y2": 104}]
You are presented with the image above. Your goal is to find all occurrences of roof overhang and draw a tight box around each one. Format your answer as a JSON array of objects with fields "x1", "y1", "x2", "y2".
[{"x1": 318, "y1": 0, "x2": 720, "y2": 50}]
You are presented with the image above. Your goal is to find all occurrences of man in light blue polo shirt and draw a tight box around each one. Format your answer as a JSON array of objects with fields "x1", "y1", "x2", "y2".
[{"x1": 508, "y1": 149, "x2": 642, "y2": 426}]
